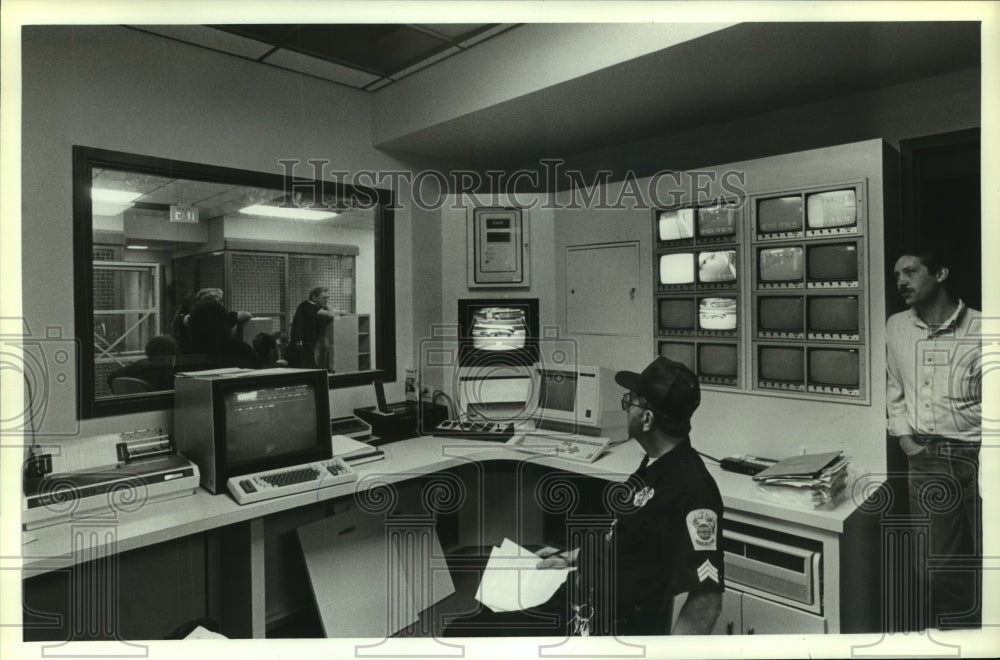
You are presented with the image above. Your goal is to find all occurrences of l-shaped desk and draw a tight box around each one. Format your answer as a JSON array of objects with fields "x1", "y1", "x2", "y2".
[{"x1": 21, "y1": 435, "x2": 884, "y2": 638}]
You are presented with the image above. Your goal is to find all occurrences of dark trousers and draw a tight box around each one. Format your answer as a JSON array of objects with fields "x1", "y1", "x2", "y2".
[{"x1": 906, "y1": 436, "x2": 982, "y2": 628}]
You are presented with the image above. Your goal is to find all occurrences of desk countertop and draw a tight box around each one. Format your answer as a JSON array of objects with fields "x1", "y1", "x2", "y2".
[{"x1": 21, "y1": 436, "x2": 879, "y2": 577}]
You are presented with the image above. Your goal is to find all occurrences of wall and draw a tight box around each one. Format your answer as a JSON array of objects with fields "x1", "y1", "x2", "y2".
[{"x1": 20, "y1": 25, "x2": 414, "y2": 435}]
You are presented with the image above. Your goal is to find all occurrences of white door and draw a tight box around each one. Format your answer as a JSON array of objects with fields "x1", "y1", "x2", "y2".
[{"x1": 566, "y1": 242, "x2": 640, "y2": 336}]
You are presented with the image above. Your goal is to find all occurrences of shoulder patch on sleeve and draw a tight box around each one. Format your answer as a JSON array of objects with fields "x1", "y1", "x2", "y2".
[{"x1": 686, "y1": 509, "x2": 718, "y2": 551}]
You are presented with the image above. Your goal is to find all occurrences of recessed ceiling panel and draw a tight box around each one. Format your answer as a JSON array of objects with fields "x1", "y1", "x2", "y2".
[{"x1": 265, "y1": 48, "x2": 381, "y2": 87}]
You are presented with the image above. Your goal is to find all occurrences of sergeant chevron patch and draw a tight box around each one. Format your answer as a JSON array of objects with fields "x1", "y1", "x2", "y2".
[{"x1": 696, "y1": 559, "x2": 719, "y2": 583}]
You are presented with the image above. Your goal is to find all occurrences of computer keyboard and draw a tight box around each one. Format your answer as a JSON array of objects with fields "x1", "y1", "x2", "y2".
[
  {"x1": 504, "y1": 432, "x2": 610, "y2": 464},
  {"x1": 227, "y1": 458, "x2": 357, "y2": 505},
  {"x1": 432, "y1": 419, "x2": 516, "y2": 442}
]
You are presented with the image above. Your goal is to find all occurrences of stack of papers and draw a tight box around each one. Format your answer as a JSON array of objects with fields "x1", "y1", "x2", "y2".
[
  {"x1": 475, "y1": 538, "x2": 575, "y2": 612},
  {"x1": 330, "y1": 434, "x2": 385, "y2": 466},
  {"x1": 752, "y1": 452, "x2": 850, "y2": 508}
]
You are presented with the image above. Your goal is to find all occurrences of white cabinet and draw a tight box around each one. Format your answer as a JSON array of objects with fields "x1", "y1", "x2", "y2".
[
  {"x1": 673, "y1": 588, "x2": 825, "y2": 635},
  {"x1": 566, "y1": 242, "x2": 640, "y2": 336}
]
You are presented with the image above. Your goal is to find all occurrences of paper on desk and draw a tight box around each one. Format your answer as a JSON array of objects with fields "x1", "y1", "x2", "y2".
[{"x1": 474, "y1": 538, "x2": 574, "y2": 612}]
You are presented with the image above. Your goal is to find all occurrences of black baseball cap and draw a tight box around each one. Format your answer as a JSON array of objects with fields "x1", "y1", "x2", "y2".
[{"x1": 615, "y1": 356, "x2": 701, "y2": 434}]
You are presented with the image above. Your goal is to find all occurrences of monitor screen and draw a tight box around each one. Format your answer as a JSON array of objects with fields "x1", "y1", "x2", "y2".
[
  {"x1": 758, "y1": 346, "x2": 805, "y2": 383},
  {"x1": 659, "y1": 298, "x2": 697, "y2": 332},
  {"x1": 658, "y1": 341, "x2": 696, "y2": 373},
  {"x1": 658, "y1": 208, "x2": 695, "y2": 241},
  {"x1": 808, "y1": 296, "x2": 859, "y2": 334},
  {"x1": 757, "y1": 196, "x2": 803, "y2": 233},
  {"x1": 757, "y1": 296, "x2": 804, "y2": 333},
  {"x1": 458, "y1": 369, "x2": 534, "y2": 422},
  {"x1": 807, "y1": 243, "x2": 858, "y2": 281},
  {"x1": 696, "y1": 205, "x2": 738, "y2": 238},
  {"x1": 458, "y1": 298, "x2": 539, "y2": 367},
  {"x1": 224, "y1": 382, "x2": 321, "y2": 468},
  {"x1": 806, "y1": 190, "x2": 857, "y2": 229},
  {"x1": 809, "y1": 348, "x2": 860, "y2": 387},
  {"x1": 699, "y1": 297, "x2": 737, "y2": 331},
  {"x1": 537, "y1": 369, "x2": 577, "y2": 413},
  {"x1": 659, "y1": 253, "x2": 696, "y2": 286},
  {"x1": 698, "y1": 250, "x2": 737, "y2": 283},
  {"x1": 758, "y1": 246, "x2": 804, "y2": 282},
  {"x1": 698, "y1": 343, "x2": 738, "y2": 378}
]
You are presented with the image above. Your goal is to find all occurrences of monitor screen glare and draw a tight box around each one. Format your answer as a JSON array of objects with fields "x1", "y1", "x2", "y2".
[
  {"x1": 699, "y1": 297, "x2": 737, "y2": 331},
  {"x1": 698, "y1": 250, "x2": 737, "y2": 283},
  {"x1": 659, "y1": 253, "x2": 696, "y2": 285},
  {"x1": 658, "y1": 209, "x2": 695, "y2": 241},
  {"x1": 806, "y1": 190, "x2": 857, "y2": 229}
]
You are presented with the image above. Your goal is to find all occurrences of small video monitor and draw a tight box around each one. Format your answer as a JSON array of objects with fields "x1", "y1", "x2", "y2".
[
  {"x1": 758, "y1": 345, "x2": 805, "y2": 385},
  {"x1": 806, "y1": 243, "x2": 859, "y2": 284},
  {"x1": 659, "y1": 253, "x2": 696, "y2": 286},
  {"x1": 658, "y1": 341, "x2": 697, "y2": 373},
  {"x1": 658, "y1": 297, "x2": 697, "y2": 333},
  {"x1": 697, "y1": 250, "x2": 737, "y2": 284},
  {"x1": 658, "y1": 209, "x2": 695, "y2": 242},
  {"x1": 698, "y1": 297, "x2": 737, "y2": 332},
  {"x1": 808, "y1": 348, "x2": 860, "y2": 389},
  {"x1": 758, "y1": 246, "x2": 804, "y2": 284},
  {"x1": 806, "y1": 190, "x2": 858, "y2": 230},
  {"x1": 697, "y1": 343, "x2": 738, "y2": 384},
  {"x1": 696, "y1": 205, "x2": 738, "y2": 240},
  {"x1": 757, "y1": 296, "x2": 804, "y2": 335},
  {"x1": 756, "y1": 195, "x2": 803, "y2": 234},
  {"x1": 807, "y1": 296, "x2": 859, "y2": 336}
]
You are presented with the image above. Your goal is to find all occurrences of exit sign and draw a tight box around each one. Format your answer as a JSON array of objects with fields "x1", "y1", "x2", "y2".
[{"x1": 170, "y1": 205, "x2": 199, "y2": 223}]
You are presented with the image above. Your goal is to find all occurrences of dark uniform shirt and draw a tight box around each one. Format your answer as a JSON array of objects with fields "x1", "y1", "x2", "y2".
[{"x1": 595, "y1": 437, "x2": 726, "y2": 635}]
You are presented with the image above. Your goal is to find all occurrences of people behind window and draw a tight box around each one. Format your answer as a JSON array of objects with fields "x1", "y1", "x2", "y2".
[
  {"x1": 107, "y1": 334, "x2": 178, "y2": 392},
  {"x1": 252, "y1": 331, "x2": 285, "y2": 367},
  {"x1": 288, "y1": 286, "x2": 346, "y2": 369},
  {"x1": 177, "y1": 297, "x2": 260, "y2": 371}
]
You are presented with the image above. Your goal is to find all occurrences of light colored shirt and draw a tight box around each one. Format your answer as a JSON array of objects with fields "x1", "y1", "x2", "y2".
[{"x1": 886, "y1": 300, "x2": 981, "y2": 442}]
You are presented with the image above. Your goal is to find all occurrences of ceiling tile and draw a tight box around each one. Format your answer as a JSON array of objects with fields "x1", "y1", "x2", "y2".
[
  {"x1": 264, "y1": 48, "x2": 381, "y2": 88},
  {"x1": 135, "y1": 25, "x2": 275, "y2": 59},
  {"x1": 390, "y1": 46, "x2": 461, "y2": 80},
  {"x1": 417, "y1": 24, "x2": 495, "y2": 41}
]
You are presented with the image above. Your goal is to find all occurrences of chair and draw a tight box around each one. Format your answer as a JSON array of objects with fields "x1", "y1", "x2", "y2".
[{"x1": 110, "y1": 376, "x2": 152, "y2": 394}]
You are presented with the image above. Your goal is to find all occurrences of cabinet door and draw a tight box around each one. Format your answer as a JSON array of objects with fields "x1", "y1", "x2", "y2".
[
  {"x1": 566, "y1": 242, "x2": 640, "y2": 336},
  {"x1": 741, "y1": 592, "x2": 825, "y2": 634},
  {"x1": 672, "y1": 588, "x2": 742, "y2": 635}
]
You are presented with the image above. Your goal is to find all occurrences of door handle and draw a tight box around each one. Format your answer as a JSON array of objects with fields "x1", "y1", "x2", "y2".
[{"x1": 726, "y1": 620, "x2": 734, "y2": 635}]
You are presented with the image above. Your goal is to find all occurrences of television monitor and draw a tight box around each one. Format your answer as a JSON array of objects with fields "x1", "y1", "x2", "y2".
[
  {"x1": 697, "y1": 250, "x2": 737, "y2": 284},
  {"x1": 457, "y1": 298, "x2": 539, "y2": 367},
  {"x1": 757, "y1": 346, "x2": 805, "y2": 384},
  {"x1": 659, "y1": 252, "x2": 696, "y2": 286},
  {"x1": 808, "y1": 348, "x2": 860, "y2": 388},
  {"x1": 698, "y1": 297, "x2": 737, "y2": 332},
  {"x1": 806, "y1": 190, "x2": 858, "y2": 230},
  {"x1": 532, "y1": 364, "x2": 625, "y2": 437},
  {"x1": 757, "y1": 296, "x2": 804, "y2": 335},
  {"x1": 696, "y1": 205, "x2": 738, "y2": 239},
  {"x1": 457, "y1": 366, "x2": 535, "y2": 423},
  {"x1": 758, "y1": 246, "x2": 804, "y2": 283},
  {"x1": 808, "y1": 296, "x2": 859, "y2": 335},
  {"x1": 698, "y1": 343, "x2": 738, "y2": 382},
  {"x1": 806, "y1": 243, "x2": 859, "y2": 283},
  {"x1": 173, "y1": 368, "x2": 332, "y2": 494},
  {"x1": 658, "y1": 341, "x2": 697, "y2": 373},
  {"x1": 756, "y1": 196, "x2": 803, "y2": 234},
  {"x1": 658, "y1": 208, "x2": 695, "y2": 242},
  {"x1": 658, "y1": 297, "x2": 697, "y2": 333}
]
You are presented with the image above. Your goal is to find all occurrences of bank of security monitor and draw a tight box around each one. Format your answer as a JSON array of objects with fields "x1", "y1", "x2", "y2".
[{"x1": 532, "y1": 364, "x2": 626, "y2": 438}]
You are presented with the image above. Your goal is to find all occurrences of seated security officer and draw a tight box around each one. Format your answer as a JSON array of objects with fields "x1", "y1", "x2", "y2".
[{"x1": 537, "y1": 355, "x2": 725, "y2": 635}]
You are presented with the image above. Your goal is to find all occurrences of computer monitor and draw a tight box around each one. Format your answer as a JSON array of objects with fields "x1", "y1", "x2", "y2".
[
  {"x1": 698, "y1": 297, "x2": 737, "y2": 333},
  {"x1": 658, "y1": 297, "x2": 697, "y2": 334},
  {"x1": 697, "y1": 343, "x2": 738, "y2": 385},
  {"x1": 173, "y1": 368, "x2": 332, "y2": 494},
  {"x1": 658, "y1": 341, "x2": 697, "y2": 373},
  {"x1": 457, "y1": 365, "x2": 535, "y2": 423},
  {"x1": 756, "y1": 195, "x2": 803, "y2": 235},
  {"x1": 806, "y1": 189, "x2": 858, "y2": 231},
  {"x1": 807, "y1": 296, "x2": 860, "y2": 338},
  {"x1": 457, "y1": 298, "x2": 539, "y2": 367},
  {"x1": 808, "y1": 348, "x2": 860, "y2": 391},
  {"x1": 533, "y1": 364, "x2": 626, "y2": 437},
  {"x1": 657, "y1": 208, "x2": 695, "y2": 243},
  {"x1": 758, "y1": 246, "x2": 804, "y2": 286},
  {"x1": 696, "y1": 205, "x2": 738, "y2": 240},
  {"x1": 659, "y1": 252, "x2": 696, "y2": 287},
  {"x1": 697, "y1": 249, "x2": 737, "y2": 285},
  {"x1": 806, "y1": 243, "x2": 859, "y2": 285},
  {"x1": 757, "y1": 346, "x2": 805, "y2": 388},
  {"x1": 757, "y1": 295, "x2": 804, "y2": 337}
]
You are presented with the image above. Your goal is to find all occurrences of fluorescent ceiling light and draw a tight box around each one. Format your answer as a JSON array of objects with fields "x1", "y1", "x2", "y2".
[
  {"x1": 239, "y1": 205, "x2": 339, "y2": 221},
  {"x1": 126, "y1": 244, "x2": 149, "y2": 250},
  {"x1": 92, "y1": 188, "x2": 143, "y2": 216}
]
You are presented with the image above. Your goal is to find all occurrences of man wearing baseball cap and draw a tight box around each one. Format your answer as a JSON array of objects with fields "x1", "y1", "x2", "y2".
[{"x1": 537, "y1": 355, "x2": 724, "y2": 635}]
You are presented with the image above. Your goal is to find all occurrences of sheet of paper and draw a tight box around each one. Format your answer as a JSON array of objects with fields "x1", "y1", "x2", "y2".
[
  {"x1": 474, "y1": 538, "x2": 574, "y2": 612},
  {"x1": 330, "y1": 434, "x2": 373, "y2": 456}
]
